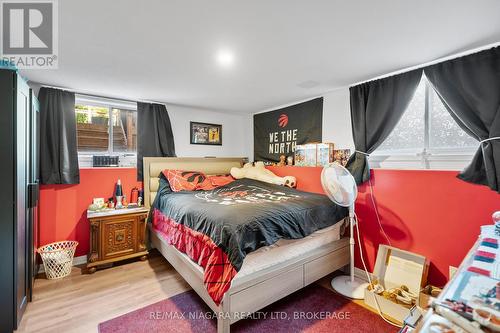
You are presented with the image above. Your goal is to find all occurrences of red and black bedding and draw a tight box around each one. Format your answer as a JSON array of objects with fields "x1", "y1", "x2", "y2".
[{"x1": 150, "y1": 171, "x2": 348, "y2": 305}]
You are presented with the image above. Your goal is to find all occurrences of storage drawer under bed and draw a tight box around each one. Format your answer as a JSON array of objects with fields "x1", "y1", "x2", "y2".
[
  {"x1": 229, "y1": 265, "x2": 303, "y2": 317},
  {"x1": 304, "y1": 245, "x2": 350, "y2": 285}
]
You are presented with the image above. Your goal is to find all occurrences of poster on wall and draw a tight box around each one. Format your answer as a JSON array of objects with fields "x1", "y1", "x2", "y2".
[
  {"x1": 253, "y1": 97, "x2": 323, "y2": 163},
  {"x1": 190, "y1": 122, "x2": 222, "y2": 145}
]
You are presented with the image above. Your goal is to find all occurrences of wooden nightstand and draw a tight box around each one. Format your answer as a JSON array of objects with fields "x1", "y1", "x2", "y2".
[{"x1": 86, "y1": 207, "x2": 149, "y2": 273}]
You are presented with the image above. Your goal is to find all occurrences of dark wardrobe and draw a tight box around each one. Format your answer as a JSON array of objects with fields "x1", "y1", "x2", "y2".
[{"x1": 0, "y1": 69, "x2": 39, "y2": 332}]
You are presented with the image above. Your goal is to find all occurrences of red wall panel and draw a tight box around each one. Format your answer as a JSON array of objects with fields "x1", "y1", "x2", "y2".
[
  {"x1": 267, "y1": 166, "x2": 500, "y2": 287},
  {"x1": 39, "y1": 168, "x2": 141, "y2": 257},
  {"x1": 39, "y1": 165, "x2": 500, "y2": 287}
]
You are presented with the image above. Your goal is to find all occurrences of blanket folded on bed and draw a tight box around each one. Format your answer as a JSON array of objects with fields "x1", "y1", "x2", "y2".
[{"x1": 151, "y1": 175, "x2": 348, "y2": 304}]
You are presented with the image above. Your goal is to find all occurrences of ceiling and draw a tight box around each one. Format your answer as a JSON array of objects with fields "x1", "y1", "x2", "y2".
[{"x1": 21, "y1": 0, "x2": 500, "y2": 113}]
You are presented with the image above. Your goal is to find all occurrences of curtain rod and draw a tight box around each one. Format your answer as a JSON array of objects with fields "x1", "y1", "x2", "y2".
[
  {"x1": 38, "y1": 83, "x2": 166, "y2": 105},
  {"x1": 350, "y1": 41, "x2": 500, "y2": 87}
]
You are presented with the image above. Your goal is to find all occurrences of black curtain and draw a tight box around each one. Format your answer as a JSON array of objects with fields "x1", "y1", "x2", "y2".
[
  {"x1": 39, "y1": 87, "x2": 79, "y2": 184},
  {"x1": 424, "y1": 47, "x2": 500, "y2": 192},
  {"x1": 137, "y1": 102, "x2": 176, "y2": 180},
  {"x1": 346, "y1": 69, "x2": 423, "y2": 184}
]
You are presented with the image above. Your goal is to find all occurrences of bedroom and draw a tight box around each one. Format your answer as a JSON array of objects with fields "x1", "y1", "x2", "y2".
[{"x1": 1, "y1": 1, "x2": 500, "y2": 332}]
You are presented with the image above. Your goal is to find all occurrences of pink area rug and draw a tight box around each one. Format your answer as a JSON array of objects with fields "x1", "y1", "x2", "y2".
[{"x1": 99, "y1": 284, "x2": 396, "y2": 333}]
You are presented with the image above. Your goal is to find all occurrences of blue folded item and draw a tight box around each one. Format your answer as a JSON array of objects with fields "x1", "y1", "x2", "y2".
[
  {"x1": 482, "y1": 240, "x2": 499, "y2": 249},
  {"x1": 474, "y1": 255, "x2": 495, "y2": 263}
]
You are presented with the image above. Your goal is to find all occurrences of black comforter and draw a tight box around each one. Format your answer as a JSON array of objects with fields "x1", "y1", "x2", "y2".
[{"x1": 152, "y1": 176, "x2": 348, "y2": 271}]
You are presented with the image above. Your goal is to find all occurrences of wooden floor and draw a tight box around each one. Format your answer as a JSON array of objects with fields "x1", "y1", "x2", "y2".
[
  {"x1": 16, "y1": 250, "x2": 379, "y2": 333},
  {"x1": 16, "y1": 251, "x2": 191, "y2": 333}
]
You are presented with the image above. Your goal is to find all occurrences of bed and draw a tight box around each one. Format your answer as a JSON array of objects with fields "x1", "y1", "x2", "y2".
[{"x1": 144, "y1": 157, "x2": 351, "y2": 333}]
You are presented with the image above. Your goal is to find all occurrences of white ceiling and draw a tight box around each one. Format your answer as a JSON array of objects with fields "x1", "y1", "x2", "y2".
[{"x1": 22, "y1": 0, "x2": 500, "y2": 113}]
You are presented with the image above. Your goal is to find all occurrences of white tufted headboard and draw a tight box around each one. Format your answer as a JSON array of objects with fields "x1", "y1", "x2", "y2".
[{"x1": 143, "y1": 157, "x2": 245, "y2": 208}]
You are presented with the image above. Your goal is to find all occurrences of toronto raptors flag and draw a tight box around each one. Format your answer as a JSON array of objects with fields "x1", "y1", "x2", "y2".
[{"x1": 254, "y1": 97, "x2": 323, "y2": 162}]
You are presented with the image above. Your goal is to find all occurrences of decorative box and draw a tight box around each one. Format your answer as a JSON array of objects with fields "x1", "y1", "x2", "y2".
[
  {"x1": 316, "y1": 143, "x2": 335, "y2": 166},
  {"x1": 294, "y1": 143, "x2": 335, "y2": 166},
  {"x1": 364, "y1": 245, "x2": 429, "y2": 323},
  {"x1": 294, "y1": 143, "x2": 318, "y2": 166}
]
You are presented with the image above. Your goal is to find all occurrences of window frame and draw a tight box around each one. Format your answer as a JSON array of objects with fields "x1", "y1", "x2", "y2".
[
  {"x1": 370, "y1": 77, "x2": 478, "y2": 171},
  {"x1": 75, "y1": 95, "x2": 137, "y2": 168}
]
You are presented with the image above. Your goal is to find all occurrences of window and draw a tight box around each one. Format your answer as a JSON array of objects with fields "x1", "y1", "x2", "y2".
[
  {"x1": 75, "y1": 95, "x2": 137, "y2": 167},
  {"x1": 371, "y1": 75, "x2": 478, "y2": 170},
  {"x1": 75, "y1": 104, "x2": 111, "y2": 152}
]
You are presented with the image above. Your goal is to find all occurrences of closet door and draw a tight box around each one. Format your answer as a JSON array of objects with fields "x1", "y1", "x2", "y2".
[
  {"x1": 28, "y1": 89, "x2": 40, "y2": 301},
  {"x1": 15, "y1": 76, "x2": 30, "y2": 328},
  {"x1": 0, "y1": 70, "x2": 15, "y2": 331}
]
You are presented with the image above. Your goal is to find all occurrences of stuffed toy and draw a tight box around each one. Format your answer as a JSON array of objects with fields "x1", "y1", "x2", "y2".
[{"x1": 230, "y1": 162, "x2": 297, "y2": 188}]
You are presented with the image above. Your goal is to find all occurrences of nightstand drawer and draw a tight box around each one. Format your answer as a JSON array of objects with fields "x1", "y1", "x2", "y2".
[{"x1": 102, "y1": 217, "x2": 137, "y2": 259}]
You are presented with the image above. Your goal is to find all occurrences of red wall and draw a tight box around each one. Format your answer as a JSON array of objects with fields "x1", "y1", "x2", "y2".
[
  {"x1": 267, "y1": 166, "x2": 500, "y2": 287},
  {"x1": 39, "y1": 168, "x2": 141, "y2": 257},
  {"x1": 40, "y1": 166, "x2": 500, "y2": 287}
]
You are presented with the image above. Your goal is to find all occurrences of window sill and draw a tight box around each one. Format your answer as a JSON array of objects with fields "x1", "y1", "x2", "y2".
[
  {"x1": 369, "y1": 153, "x2": 473, "y2": 171},
  {"x1": 79, "y1": 166, "x2": 137, "y2": 170}
]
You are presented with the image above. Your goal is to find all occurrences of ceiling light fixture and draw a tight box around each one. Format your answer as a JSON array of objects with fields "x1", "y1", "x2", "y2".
[{"x1": 216, "y1": 49, "x2": 235, "y2": 68}]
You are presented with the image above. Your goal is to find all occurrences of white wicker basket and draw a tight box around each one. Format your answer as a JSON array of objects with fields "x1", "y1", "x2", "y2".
[{"x1": 37, "y1": 241, "x2": 79, "y2": 279}]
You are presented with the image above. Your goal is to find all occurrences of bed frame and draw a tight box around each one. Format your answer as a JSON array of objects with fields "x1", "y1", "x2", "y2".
[{"x1": 143, "y1": 157, "x2": 350, "y2": 333}]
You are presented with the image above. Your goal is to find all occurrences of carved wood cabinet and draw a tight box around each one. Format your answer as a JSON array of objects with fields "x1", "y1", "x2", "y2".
[{"x1": 86, "y1": 208, "x2": 149, "y2": 273}]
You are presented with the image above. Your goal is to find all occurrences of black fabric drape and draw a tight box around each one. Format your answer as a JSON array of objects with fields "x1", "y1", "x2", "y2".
[
  {"x1": 424, "y1": 47, "x2": 500, "y2": 192},
  {"x1": 346, "y1": 69, "x2": 423, "y2": 184},
  {"x1": 39, "y1": 87, "x2": 79, "y2": 184},
  {"x1": 137, "y1": 102, "x2": 176, "y2": 180}
]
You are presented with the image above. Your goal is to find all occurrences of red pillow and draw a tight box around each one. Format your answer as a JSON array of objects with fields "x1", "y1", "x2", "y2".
[
  {"x1": 200, "y1": 175, "x2": 235, "y2": 190},
  {"x1": 163, "y1": 170, "x2": 235, "y2": 192},
  {"x1": 163, "y1": 170, "x2": 208, "y2": 192}
]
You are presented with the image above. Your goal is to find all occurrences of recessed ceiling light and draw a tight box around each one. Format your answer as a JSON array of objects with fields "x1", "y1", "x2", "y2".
[{"x1": 216, "y1": 49, "x2": 235, "y2": 68}]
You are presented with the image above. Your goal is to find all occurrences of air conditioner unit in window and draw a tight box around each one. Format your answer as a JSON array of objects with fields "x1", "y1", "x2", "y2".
[{"x1": 92, "y1": 155, "x2": 119, "y2": 167}]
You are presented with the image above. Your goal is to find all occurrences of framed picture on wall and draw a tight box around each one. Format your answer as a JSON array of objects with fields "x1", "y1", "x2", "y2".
[{"x1": 190, "y1": 122, "x2": 222, "y2": 145}]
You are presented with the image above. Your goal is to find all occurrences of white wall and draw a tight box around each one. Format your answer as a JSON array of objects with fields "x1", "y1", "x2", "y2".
[
  {"x1": 167, "y1": 104, "x2": 251, "y2": 159},
  {"x1": 321, "y1": 87, "x2": 354, "y2": 149}
]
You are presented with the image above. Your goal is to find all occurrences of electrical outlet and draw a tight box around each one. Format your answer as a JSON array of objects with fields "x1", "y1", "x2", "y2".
[{"x1": 449, "y1": 266, "x2": 458, "y2": 279}]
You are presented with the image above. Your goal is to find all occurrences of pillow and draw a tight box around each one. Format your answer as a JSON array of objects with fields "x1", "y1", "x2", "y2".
[
  {"x1": 162, "y1": 170, "x2": 235, "y2": 192},
  {"x1": 158, "y1": 172, "x2": 173, "y2": 195},
  {"x1": 199, "y1": 174, "x2": 235, "y2": 190},
  {"x1": 163, "y1": 170, "x2": 208, "y2": 192}
]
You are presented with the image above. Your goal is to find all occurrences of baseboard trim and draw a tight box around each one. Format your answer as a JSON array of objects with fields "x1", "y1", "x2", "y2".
[
  {"x1": 37, "y1": 257, "x2": 372, "y2": 281},
  {"x1": 354, "y1": 267, "x2": 374, "y2": 283},
  {"x1": 37, "y1": 255, "x2": 88, "y2": 274},
  {"x1": 73, "y1": 255, "x2": 88, "y2": 266}
]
